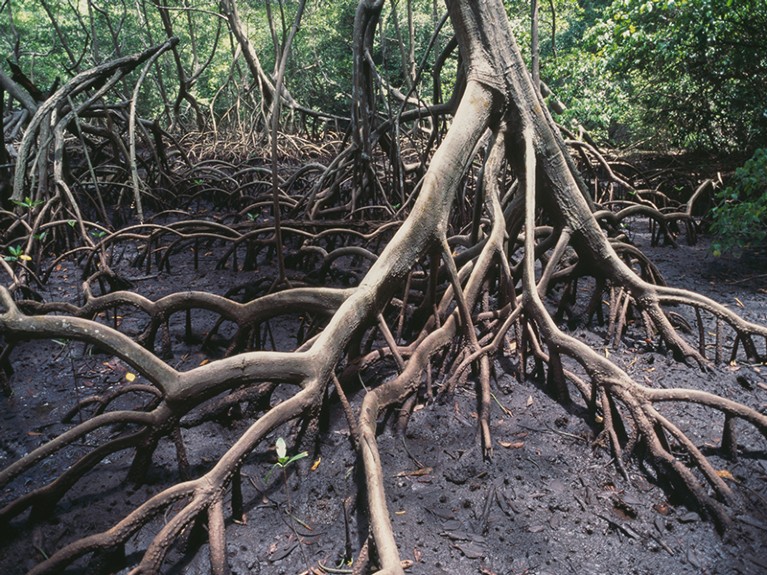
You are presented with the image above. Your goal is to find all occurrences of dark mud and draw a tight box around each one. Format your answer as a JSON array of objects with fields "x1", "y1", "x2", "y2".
[{"x1": 1, "y1": 229, "x2": 766, "y2": 575}]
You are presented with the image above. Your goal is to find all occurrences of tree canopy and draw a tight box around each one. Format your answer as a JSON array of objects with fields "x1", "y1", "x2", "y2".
[{"x1": 4, "y1": 0, "x2": 765, "y2": 149}]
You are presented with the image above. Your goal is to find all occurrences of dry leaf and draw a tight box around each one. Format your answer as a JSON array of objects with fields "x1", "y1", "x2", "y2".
[
  {"x1": 199, "y1": 358, "x2": 210, "y2": 366},
  {"x1": 396, "y1": 466, "x2": 433, "y2": 477},
  {"x1": 413, "y1": 547, "x2": 422, "y2": 562},
  {"x1": 526, "y1": 395, "x2": 533, "y2": 407},
  {"x1": 498, "y1": 440, "x2": 525, "y2": 449},
  {"x1": 125, "y1": 372, "x2": 136, "y2": 382},
  {"x1": 310, "y1": 457, "x2": 321, "y2": 471},
  {"x1": 716, "y1": 469, "x2": 737, "y2": 482},
  {"x1": 400, "y1": 559, "x2": 414, "y2": 569}
]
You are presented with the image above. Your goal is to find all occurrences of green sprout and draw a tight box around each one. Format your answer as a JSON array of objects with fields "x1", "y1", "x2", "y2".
[
  {"x1": 265, "y1": 437, "x2": 308, "y2": 483},
  {"x1": 11, "y1": 196, "x2": 44, "y2": 210},
  {"x1": 4, "y1": 245, "x2": 30, "y2": 262},
  {"x1": 275, "y1": 436, "x2": 308, "y2": 469},
  {"x1": 264, "y1": 437, "x2": 309, "y2": 517}
]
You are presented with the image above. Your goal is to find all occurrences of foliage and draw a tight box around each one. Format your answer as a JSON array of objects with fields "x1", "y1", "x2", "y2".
[
  {"x1": 288, "y1": 0, "x2": 357, "y2": 115},
  {"x1": 3, "y1": 0, "x2": 766, "y2": 150},
  {"x1": 710, "y1": 148, "x2": 767, "y2": 255},
  {"x1": 584, "y1": 0, "x2": 767, "y2": 150},
  {"x1": 3, "y1": 245, "x2": 29, "y2": 262},
  {"x1": 501, "y1": 0, "x2": 640, "y2": 143}
]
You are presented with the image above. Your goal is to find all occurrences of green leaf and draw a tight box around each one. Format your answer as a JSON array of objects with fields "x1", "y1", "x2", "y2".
[{"x1": 285, "y1": 451, "x2": 309, "y2": 466}]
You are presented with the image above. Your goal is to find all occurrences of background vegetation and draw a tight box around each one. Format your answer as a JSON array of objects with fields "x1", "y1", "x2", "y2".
[{"x1": 2, "y1": 0, "x2": 766, "y2": 250}]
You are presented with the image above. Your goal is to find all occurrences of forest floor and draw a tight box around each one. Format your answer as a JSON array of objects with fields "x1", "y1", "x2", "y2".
[{"x1": 1, "y1": 219, "x2": 766, "y2": 575}]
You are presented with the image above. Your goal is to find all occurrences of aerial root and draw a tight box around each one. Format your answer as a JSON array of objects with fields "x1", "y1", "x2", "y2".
[
  {"x1": 519, "y1": 121, "x2": 765, "y2": 530},
  {"x1": 523, "y1": 306, "x2": 764, "y2": 528},
  {"x1": 25, "y1": 384, "x2": 321, "y2": 575}
]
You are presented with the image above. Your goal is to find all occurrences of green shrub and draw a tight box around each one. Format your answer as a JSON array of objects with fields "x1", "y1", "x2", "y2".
[{"x1": 711, "y1": 148, "x2": 767, "y2": 256}]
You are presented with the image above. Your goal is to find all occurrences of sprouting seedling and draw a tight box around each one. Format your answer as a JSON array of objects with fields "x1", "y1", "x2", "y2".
[
  {"x1": 11, "y1": 196, "x2": 44, "y2": 210},
  {"x1": 265, "y1": 437, "x2": 308, "y2": 484},
  {"x1": 275, "y1": 436, "x2": 308, "y2": 469},
  {"x1": 265, "y1": 437, "x2": 309, "y2": 516},
  {"x1": 4, "y1": 245, "x2": 31, "y2": 262}
]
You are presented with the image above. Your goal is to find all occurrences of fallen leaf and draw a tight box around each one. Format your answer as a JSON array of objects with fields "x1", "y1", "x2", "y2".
[
  {"x1": 413, "y1": 547, "x2": 422, "y2": 562},
  {"x1": 125, "y1": 372, "x2": 136, "y2": 382},
  {"x1": 199, "y1": 358, "x2": 210, "y2": 366},
  {"x1": 19, "y1": 254, "x2": 31, "y2": 261},
  {"x1": 396, "y1": 467, "x2": 433, "y2": 477},
  {"x1": 310, "y1": 457, "x2": 321, "y2": 471},
  {"x1": 27, "y1": 431, "x2": 42, "y2": 436},
  {"x1": 716, "y1": 469, "x2": 737, "y2": 482},
  {"x1": 498, "y1": 440, "x2": 525, "y2": 449},
  {"x1": 400, "y1": 559, "x2": 414, "y2": 569},
  {"x1": 526, "y1": 395, "x2": 533, "y2": 407}
]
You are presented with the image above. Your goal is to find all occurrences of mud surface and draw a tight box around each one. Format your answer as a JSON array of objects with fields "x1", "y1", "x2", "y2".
[{"x1": 1, "y1": 228, "x2": 766, "y2": 575}]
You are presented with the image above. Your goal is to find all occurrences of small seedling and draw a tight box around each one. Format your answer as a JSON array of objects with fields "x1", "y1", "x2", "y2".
[
  {"x1": 11, "y1": 196, "x2": 44, "y2": 210},
  {"x1": 4, "y1": 245, "x2": 31, "y2": 262},
  {"x1": 267, "y1": 437, "x2": 308, "y2": 480},
  {"x1": 264, "y1": 437, "x2": 308, "y2": 515}
]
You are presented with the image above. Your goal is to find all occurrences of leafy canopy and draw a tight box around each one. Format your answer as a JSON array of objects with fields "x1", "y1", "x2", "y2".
[{"x1": 711, "y1": 148, "x2": 767, "y2": 256}]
